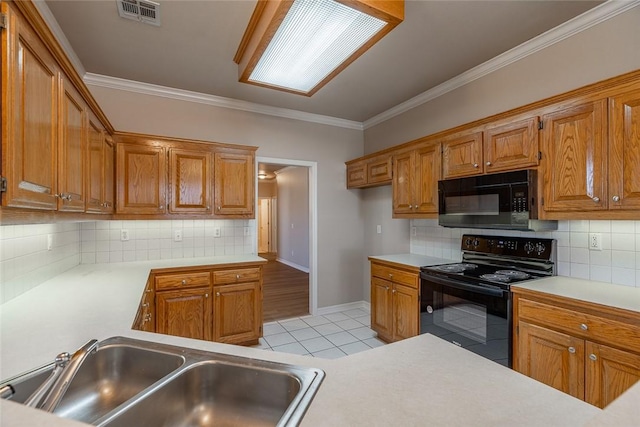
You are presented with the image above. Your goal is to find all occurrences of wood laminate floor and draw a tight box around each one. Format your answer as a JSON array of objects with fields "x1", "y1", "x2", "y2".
[{"x1": 262, "y1": 258, "x2": 309, "y2": 322}]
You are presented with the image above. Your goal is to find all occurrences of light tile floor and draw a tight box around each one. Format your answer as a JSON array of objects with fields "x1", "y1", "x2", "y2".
[{"x1": 252, "y1": 308, "x2": 386, "y2": 359}]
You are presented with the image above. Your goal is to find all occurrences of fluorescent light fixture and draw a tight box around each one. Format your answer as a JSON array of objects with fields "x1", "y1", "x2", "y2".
[{"x1": 234, "y1": 0, "x2": 404, "y2": 96}]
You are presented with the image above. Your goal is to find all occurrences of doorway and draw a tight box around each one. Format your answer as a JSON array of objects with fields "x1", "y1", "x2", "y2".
[{"x1": 256, "y1": 157, "x2": 317, "y2": 320}]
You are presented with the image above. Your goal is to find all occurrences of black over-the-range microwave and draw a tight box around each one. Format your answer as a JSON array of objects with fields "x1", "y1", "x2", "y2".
[{"x1": 438, "y1": 170, "x2": 557, "y2": 232}]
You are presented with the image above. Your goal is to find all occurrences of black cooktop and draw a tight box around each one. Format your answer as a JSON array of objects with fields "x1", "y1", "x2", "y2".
[{"x1": 420, "y1": 234, "x2": 556, "y2": 289}]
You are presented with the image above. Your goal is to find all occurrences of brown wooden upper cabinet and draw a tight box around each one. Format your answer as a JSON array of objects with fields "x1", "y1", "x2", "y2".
[
  {"x1": 392, "y1": 142, "x2": 441, "y2": 217},
  {"x1": 58, "y1": 76, "x2": 87, "y2": 212},
  {"x1": 541, "y1": 99, "x2": 608, "y2": 213},
  {"x1": 87, "y1": 115, "x2": 114, "y2": 214},
  {"x1": 442, "y1": 119, "x2": 539, "y2": 179},
  {"x1": 346, "y1": 154, "x2": 392, "y2": 189},
  {"x1": 608, "y1": 88, "x2": 640, "y2": 210},
  {"x1": 169, "y1": 148, "x2": 212, "y2": 214},
  {"x1": 1, "y1": 3, "x2": 60, "y2": 210},
  {"x1": 214, "y1": 151, "x2": 255, "y2": 216},
  {"x1": 116, "y1": 143, "x2": 167, "y2": 215},
  {"x1": 1, "y1": 2, "x2": 112, "y2": 215}
]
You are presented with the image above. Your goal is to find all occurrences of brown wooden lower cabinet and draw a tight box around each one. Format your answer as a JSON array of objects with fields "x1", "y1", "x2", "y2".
[
  {"x1": 513, "y1": 289, "x2": 640, "y2": 408},
  {"x1": 133, "y1": 262, "x2": 264, "y2": 345},
  {"x1": 370, "y1": 259, "x2": 419, "y2": 343},
  {"x1": 156, "y1": 287, "x2": 212, "y2": 341}
]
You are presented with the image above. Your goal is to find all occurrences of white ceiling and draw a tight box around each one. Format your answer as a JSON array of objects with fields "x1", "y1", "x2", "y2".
[{"x1": 44, "y1": 0, "x2": 603, "y2": 123}]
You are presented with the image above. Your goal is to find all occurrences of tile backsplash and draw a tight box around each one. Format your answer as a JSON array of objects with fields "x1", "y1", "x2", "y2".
[
  {"x1": 0, "y1": 219, "x2": 256, "y2": 303},
  {"x1": 410, "y1": 219, "x2": 640, "y2": 288},
  {"x1": 0, "y1": 223, "x2": 81, "y2": 303},
  {"x1": 79, "y1": 220, "x2": 256, "y2": 264}
]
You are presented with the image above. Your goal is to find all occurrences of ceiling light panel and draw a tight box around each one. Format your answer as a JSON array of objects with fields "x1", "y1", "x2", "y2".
[
  {"x1": 249, "y1": 0, "x2": 386, "y2": 93},
  {"x1": 235, "y1": 0, "x2": 404, "y2": 96}
]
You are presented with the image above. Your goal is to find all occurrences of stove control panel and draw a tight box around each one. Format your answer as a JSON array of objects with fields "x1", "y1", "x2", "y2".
[{"x1": 462, "y1": 234, "x2": 554, "y2": 260}]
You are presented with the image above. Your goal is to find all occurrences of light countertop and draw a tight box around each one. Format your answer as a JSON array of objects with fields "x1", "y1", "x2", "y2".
[
  {"x1": 368, "y1": 254, "x2": 455, "y2": 269},
  {"x1": 2, "y1": 256, "x2": 639, "y2": 426},
  {"x1": 512, "y1": 276, "x2": 640, "y2": 314}
]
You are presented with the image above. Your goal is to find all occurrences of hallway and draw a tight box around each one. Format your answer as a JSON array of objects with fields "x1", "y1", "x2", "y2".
[{"x1": 262, "y1": 259, "x2": 309, "y2": 322}]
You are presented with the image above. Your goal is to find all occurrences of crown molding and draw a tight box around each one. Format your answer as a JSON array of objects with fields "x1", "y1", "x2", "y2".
[
  {"x1": 83, "y1": 73, "x2": 364, "y2": 131},
  {"x1": 363, "y1": 0, "x2": 640, "y2": 130},
  {"x1": 31, "y1": 0, "x2": 87, "y2": 77}
]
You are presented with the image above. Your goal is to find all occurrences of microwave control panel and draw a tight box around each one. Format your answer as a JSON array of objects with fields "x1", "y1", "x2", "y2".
[{"x1": 512, "y1": 189, "x2": 528, "y2": 213}]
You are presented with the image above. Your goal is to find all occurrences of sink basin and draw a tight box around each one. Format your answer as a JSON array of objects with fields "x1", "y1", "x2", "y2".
[
  {"x1": 2, "y1": 337, "x2": 325, "y2": 426},
  {"x1": 3, "y1": 339, "x2": 185, "y2": 424},
  {"x1": 101, "y1": 360, "x2": 319, "y2": 427}
]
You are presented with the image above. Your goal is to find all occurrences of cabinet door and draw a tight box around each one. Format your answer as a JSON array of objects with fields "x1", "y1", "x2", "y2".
[
  {"x1": 542, "y1": 100, "x2": 607, "y2": 212},
  {"x1": 116, "y1": 143, "x2": 167, "y2": 214},
  {"x1": 346, "y1": 161, "x2": 366, "y2": 188},
  {"x1": 484, "y1": 117, "x2": 539, "y2": 173},
  {"x1": 2, "y1": 5, "x2": 59, "y2": 209},
  {"x1": 609, "y1": 89, "x2": 640, "y2": 210},
  {"x1": 103, "y1": 138, "x2": 115, "y2": 213},
  {"x1": 214, "y1": 151, "x2": 254, "y2": 216},
  {"x1": 414, "y1": 143, "x2": 441, "y2": 214},
  {"x1": 213, "y1": 282, "x2": 261, "y2": 344},
  {"x1": 442, "y1": 131, "x2": 483, "y2": 178},
  {"x1": 371, "y1": 277, "x2": 393, "y2": 342},
  {"x1": 156, "y1": 287, "x2": 212, "y2": 341},
  {"x1": 86, "y1": 118, "x2": 104, "y2": 213},
  {"x1": 58, "y1": 77, "x2": 86, "y2": 212},
  {"x1": 392, "y1": 284, "x2": 419, "y2": 341},
  {"x1": 392, "y1": 150, "x2": 414, "y2": 214},
  {"x1": 517, "y1": 321, "x2": 585, "y2": 400},
  {"x1": 586, "y1": 342, "x2": 640, "y2": 408},
  {"x1": 169, "y1": 148, "x2": 212, "y2": 214},
  {"x1": 367, "y1": 155, "x2": 392, "y2": 186}
]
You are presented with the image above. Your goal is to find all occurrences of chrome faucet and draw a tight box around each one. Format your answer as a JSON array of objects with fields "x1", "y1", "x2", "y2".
[{"x1": 28, "y1": 339, "x2": 99, "y2": 412}]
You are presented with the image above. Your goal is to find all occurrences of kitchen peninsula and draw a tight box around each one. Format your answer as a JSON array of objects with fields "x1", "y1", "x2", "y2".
[{"x1": 2, "y1": 257, "x2": 640, "y2": 426}]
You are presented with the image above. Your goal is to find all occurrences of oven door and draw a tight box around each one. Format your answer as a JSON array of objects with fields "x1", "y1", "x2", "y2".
[{"x1": 420, "y1": 273, "x2": 512, "y2": 367}]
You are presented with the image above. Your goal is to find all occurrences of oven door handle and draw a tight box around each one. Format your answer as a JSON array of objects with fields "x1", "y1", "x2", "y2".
[{"x1": 421, "y1": 273, "x2": 507, "y2": 298}]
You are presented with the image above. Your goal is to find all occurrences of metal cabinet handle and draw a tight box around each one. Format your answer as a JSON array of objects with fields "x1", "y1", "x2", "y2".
[
  {"x1": 485, "y1": 161, "x2": 491, "y2": 166},
  {"x1": 181, "y1": 279, "x2": 187, "y2": 285},
  {"x1": 385, "y1": 286, "x2": 389, "y2": 291},
  {"x1": 206, "y1": 206, "x2": 211, "y2": 210},
  {"x1": 473, "y1": 163, "x2": 479, "y2": 168},
  {"x1": 216, "y1": 292, "x2": 221, "y2": 297},
  {"x1": 143, "y1": 314, "x2": 151, "y2": 322},
  {"x1": 392, "y1": 289, "x2": 397, "y2": 294},
  {"x1": 217, "y1": 206, "x2": 221, "y2": 211},
  {"x1": 592, "y1": 197, "x2": 600, "y2": 203},
  {"x1": 568, "y1": 347, "x2": 576, "y2": 354},
  {"x1": 205, "y1": 293, "x2": 209, "y2": 298},
  {"x1": 236, "y1": 274, "x2": 240, "y2": 279},
  {"x1": 580, "y1": 323, "x2": 588, "y2": 331},
  {"x1": 142, "y1": 303, "x2": 149, "y2": 308},
  {"x1": 589, "y1": 354, "x2": 597, "y2": 361},
  {"x1": 389, "y1": 273, "x2": 393, "y2": 278},
  {"x1": 612, "y1": 195, "x2": 620, "y2": 202},
  {"x1": 145, "y1": 289, "x2": 152, "y2": 293}
]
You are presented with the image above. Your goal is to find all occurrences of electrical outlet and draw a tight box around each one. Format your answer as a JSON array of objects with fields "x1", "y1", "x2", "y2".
[
  {"x1": 174, "y1": 229, "x2": 183, "y2": 242},
  {"x1": 213, "y1": 227, "x2": 221, "y2": 238},
  {"x1": 589, "y1": 233, "x2": 602, "y2": 251},
  {"x1": 47, "y1": 234, "x2": 53, "y2": 251},
  {"x1": 121, "y1": 229, "x2": 129, "y2": 241},
  {"x1": 376, "y1": 225, "x2": 382, "y2": 234}
]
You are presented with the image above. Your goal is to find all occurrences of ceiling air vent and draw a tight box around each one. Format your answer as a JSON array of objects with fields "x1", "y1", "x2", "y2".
[{"x1": 117, "y1": 0, "x2": 161, "y2": 26}]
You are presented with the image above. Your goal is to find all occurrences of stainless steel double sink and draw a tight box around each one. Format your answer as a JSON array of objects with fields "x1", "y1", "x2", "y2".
[{"x1": 1, "y1": 336, "x2": 325, "y2": 426}]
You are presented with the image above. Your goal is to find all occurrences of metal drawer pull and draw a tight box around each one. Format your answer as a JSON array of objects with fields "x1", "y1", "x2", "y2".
[
  {"x1": 580, "y1": 323, "x2": 588, "y2": 331},
  {"x1": 181, "y1": 280, "x2": 187, "y2": 285},
  {"x1": 589, "y1": 354, "x2": 597, "y2": 361},
  {"x1": 216, "y1": 292, "x2": 221, "y2": 297},
  {"x1": 592, "y1": 197, "x2": 600, "y2": 203},
  {"x1": 236, "y1": 274, "x2": 240, "y2": 279},
  {"x1": 473, "y1": 163, "x2": 479, "y2": 168},
  {"x1": 485, "y1": 161, "x2": 491, "y2": 166},
  {"x1": 612, "y1": 195, "x2": 620, "y2": 202},
  {"x1": 568, "y1": 347, "x2": 576, "y2": 354}
]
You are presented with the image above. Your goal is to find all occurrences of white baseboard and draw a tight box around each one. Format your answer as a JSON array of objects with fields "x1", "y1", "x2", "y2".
[
  {"x1": 276, "y1": 258, "x2": 310, "y2": 273},
  {"x1": 316, "y1": 300, "x2": 369, "y2": 316}
]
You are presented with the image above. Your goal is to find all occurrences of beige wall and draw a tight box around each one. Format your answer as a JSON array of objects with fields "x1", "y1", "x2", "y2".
[
  {"x1": 87, "y1": 86, "x2": 365, "y2": 309},
  {"x1": 258, "y1": 181, "x2": 277, "y2": 198},
  {"x1": 277, "y1": 167, "x2": 310, "y2": 269},
  {"x1": 364, "y1": 7, "x2": 640, "y2": 152}
]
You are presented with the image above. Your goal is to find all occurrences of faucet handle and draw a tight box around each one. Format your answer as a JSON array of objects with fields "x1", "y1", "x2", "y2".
[{"x1": 55, "y1": 352, "x2": 71, "y2": 367}]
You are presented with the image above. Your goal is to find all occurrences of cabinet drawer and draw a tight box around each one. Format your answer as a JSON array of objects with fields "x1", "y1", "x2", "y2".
[
  {"x1": 518, "y1": 298, "x2": 640, "y2": 353},
  {"x1": 155, "y1": 271, "x2": 211, "y2": 291},
  {"x1": 213, "y1": 267, "x2": 261, "y2": 285},
  {"x1": 371, "y1": 264, "x2": 418, "y2": 288}
]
